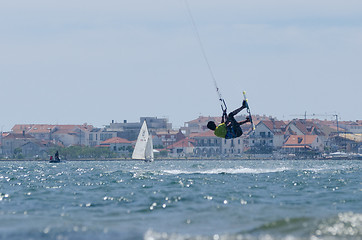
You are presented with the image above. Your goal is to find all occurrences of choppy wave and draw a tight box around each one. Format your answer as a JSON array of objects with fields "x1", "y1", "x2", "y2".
[
  {"x1": 144, "y1": 212, "x2": 362, "y2": 240},
  {"x1": 316, "y1": 212, "x2": 362, "y2": 238},
  {"x1": 162, "y1": 167, "x2": 289, "y2": 175},
  {"x1": 1, "y1": 160, "x2": 360, "y2": 240}
]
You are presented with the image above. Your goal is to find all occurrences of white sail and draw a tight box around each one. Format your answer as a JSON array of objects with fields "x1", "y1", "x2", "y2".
[
  {"x1": 145, "y1": 133, "x2": 154, "y2": 161},
  {"x1": 132, "y1": 120, "x2": 154, "y2": 161}
]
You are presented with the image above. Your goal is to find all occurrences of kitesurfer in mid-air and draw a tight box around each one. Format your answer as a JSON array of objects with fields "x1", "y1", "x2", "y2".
[{"x1": 207, "y1": 100, "x2": 250, "y2": 139}]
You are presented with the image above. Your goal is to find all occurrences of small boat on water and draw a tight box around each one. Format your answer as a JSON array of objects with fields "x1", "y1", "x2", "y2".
[
  {"x1": 132, "y1": 120, "x2": 154, "y2": 162},
  {"x1": 49, "y1": 151, "x2": 61, "y2": 163}
]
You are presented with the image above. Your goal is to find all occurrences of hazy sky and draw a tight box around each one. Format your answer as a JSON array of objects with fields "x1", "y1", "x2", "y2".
[{"x1": 1, "y1": 0, "x2": 361, "y2": 131}]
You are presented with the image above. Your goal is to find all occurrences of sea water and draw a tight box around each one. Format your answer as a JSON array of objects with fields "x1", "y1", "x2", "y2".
[{"x1": 0, "y1": 160, "x2": 361, "y2": 240}]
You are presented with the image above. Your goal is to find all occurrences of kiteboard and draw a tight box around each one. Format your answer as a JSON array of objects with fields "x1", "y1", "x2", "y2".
[{"x1": 243, "y1": 91, "x2": 255, "y2": 131}]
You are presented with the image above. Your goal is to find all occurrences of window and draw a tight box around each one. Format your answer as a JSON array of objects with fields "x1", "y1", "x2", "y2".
[
  {"x1": 238, "y1": 139, "x2": 241, "y2": 144},
  {"x1": 260, "y1": 132, "x2": 266, "y2": 137}
]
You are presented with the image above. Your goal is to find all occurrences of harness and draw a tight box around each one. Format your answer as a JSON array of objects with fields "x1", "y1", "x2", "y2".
[{"x1": 224, "y1": 116, "x2": 243, "y2": 139}]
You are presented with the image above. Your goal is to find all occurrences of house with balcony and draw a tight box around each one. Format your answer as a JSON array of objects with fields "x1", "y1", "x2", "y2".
[
  {"x1": 338, "y1": 121, "x2": 362, "y2": 134},
  {"x1": 12, "y1": 124, "x2": 56, "y2": 141},
  {"x1": 285, "y1": 119, "x2": 330, "y2": 149},
  {"x1": 328, "y1": 133, "x2": 362, "y2": 153},
  {"x1": 1, "y1": 132, "x2": 36, "y2": 156},
  {"x1": 11, "y1": 123, "x2": 94, "y2": 147},
  {"x1": 182, "y1": 116, "x2": 222, "y2": 136},
  {"x1": 286, "y1": 119, "x2": 325, "y2": 136},
  {"x1": 247, "y1": 120, "x2": 287, "y2": 153},
  {"x1": 167, "y1": 138, "x2": 196, "y2": 158},
  {"x1": 221, "y1": 137, "x2": 244, "y2": 156},
  {"x1": 156, "y1": 129, "x2": 185, "y2": 148},
  {"x1": 99, "y1": 137, "x2": 133, "y2": 156},
  {"x1": 190, "y1": 131, "x2": 222, "y2": 157},
  {"x1": 282, "y1": 135, "x2": 324, "y2": 153},
  {"x1": 20, "y1": 141, "x2": 53, "y2": 158},
  {"x1": 51, "y1": 124, "x2": 93, "y2": 146},
  {"x1": 105, "y1": 117, "x2": 172, "y2": 141},
  {"x1": 89, "y1": 128, "x2": 117, "y2": 147}
]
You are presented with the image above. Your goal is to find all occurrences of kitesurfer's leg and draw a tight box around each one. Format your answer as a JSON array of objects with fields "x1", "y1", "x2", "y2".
[
  {"x1": 228, "y1": 115, "x2": 243, "y2": 137},
  {"x1": 228, "y1": 100, "x2": 248, "y2": 118},
  {"x1": 238, "y1": 117, "x2": 251, "y2": 126},
  {"x1": 225, "y1": 100, "x2": 248, "y2": 138}
]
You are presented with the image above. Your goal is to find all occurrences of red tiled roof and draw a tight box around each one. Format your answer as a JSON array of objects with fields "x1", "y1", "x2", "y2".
[
  {"x1": 156, "y1": 130, "x2": 179, "y2": 135},
  {"x1": 259, "y1": 120, "x2": 287, "y2": 135},
  {"x1": 28, "y1": 125, "x2": 56, "y2": 134},
  {"x1": 263, "y1": 120, "x2": 286, "y2": 130},
  {"x1": 186, "y1": 116, "x2": 222, "y2": 124},
  {"x1": 3, "y1": 133, "x2": 34, "y2": 139},
  {"x1": 12, "y1": 124, "x2": 94, "y2": 134},
  {"x1": 167, "y1": 138, "x2": 195, "y2": 149},
  {"x1": 11, "y1": 124, "x2": 34, "y2": 133},
  {"x1": 288, "y1": 119, "x2": 326, "y2": 136},
  {"x1": 100, "y1": 137, "x2": 132, "y2": 145},
  {"x1": 1, "y1": 132, "x2": 9, "y2": 137},
  {"x1": 284, "y1": 135, "x2": 318, "y2": 146},
  {"x1": 190, "y1": 130, "x2": 216, "y2": 138},
  {"x1": 55, "y1": 124, "x2": 93, "y2": 131}
]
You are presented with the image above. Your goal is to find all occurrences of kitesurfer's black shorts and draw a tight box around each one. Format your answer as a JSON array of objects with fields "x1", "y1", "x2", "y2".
[{"x1": 225, "y1": 115, "x2": 243, "y2": 139}]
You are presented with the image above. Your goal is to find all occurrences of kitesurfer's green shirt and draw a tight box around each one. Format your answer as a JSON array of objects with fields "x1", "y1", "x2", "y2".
[{"x1": 214, "y1": 123, "x2": 227, "y2": 138}]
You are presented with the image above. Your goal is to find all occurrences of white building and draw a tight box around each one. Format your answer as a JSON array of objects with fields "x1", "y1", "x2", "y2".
[
  {"x1": 191, "y1": 131, "x2": 222, "y2": 157},
  {"x1": 221, "y1": 137, "x2": 244, "y2": 155},
  {"x1": 282, "y1": 135, "x2": 324, "y2": 153},
  {"x1": 248, "y1": 120, "x2": 287, "y2": 152},
  {"x1": 167, "y1": 138, "x2": 195, "y2": 158}
]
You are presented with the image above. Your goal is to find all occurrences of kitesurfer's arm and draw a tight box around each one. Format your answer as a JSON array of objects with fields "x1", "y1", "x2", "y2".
[{"x1": 222, "y1": 110, "x2": 227, "y2": 123}]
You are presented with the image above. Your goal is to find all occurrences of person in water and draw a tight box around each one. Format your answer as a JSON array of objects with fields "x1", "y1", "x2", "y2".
[
  {"x1": 207, "y1": 100, "x2": 250, "y2": 139},
  {"x1": 55, "y1": 151, "x2": 59, "y2": 160}
]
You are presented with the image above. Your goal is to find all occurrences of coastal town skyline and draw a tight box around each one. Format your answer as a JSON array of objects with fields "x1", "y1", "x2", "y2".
[
  {"x1": 0, "y1": 111, "x2": 356, "y2": 133},
  {"x1": 1, "y1": 1, "x2": 361, "y2": 133},
  {"x1": 2, "y1": 114, "x2": 361, "y2": 159}
]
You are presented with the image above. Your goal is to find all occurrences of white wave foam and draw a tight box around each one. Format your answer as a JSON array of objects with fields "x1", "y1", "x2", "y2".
[
  {"x1": 302, "y1": 165, "x2": 349, "y2": 173},
  {"x1": 316, "y1": 212, "x2": 362, "y2": 237},
  {"x1": 162, "y1": 167, "x2": 288, "y2": 175},
  {"x1": 144, "y1": 229, "x2": 304, "y2": 240}
]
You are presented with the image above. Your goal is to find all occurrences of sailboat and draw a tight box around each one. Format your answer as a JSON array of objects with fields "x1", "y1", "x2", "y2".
[{"x1": 132, "y1": 120, "x2": 154, "y2": 162}]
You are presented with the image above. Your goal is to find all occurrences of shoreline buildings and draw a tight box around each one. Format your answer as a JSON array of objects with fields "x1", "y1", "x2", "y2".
[{"x1": 1, "y1": 116, "x2": 361, "y2": 159}]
